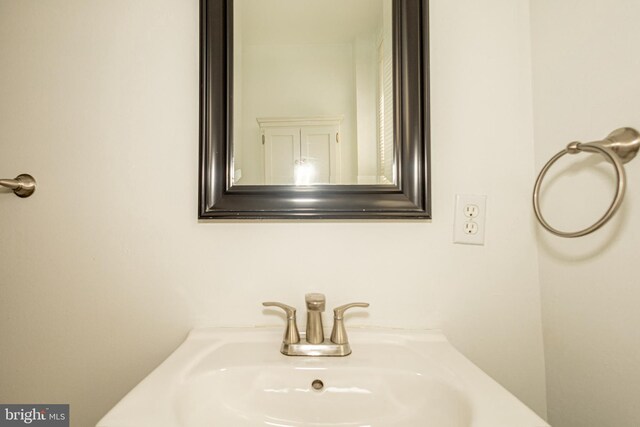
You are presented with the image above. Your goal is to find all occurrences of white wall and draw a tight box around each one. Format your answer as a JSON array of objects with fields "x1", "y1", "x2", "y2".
[
  {"x1": 530, "y1": 1, "x2": 640, "y2": 426},
  {"x1": 0, "y1": 1, "x2": 547, "y2": 426}
]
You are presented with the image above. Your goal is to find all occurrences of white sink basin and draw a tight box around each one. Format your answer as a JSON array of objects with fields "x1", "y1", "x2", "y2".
[{"x1": 97, "y1": 328, "x2": 549, "y2": 427}]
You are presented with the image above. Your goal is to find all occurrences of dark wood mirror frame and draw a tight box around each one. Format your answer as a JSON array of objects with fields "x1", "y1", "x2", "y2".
[{"x1": 199, "y1": 0, "x2": 430, "y2": 219}]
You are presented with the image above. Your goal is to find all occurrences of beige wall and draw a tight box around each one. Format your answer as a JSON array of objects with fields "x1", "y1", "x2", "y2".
[
  {"x1": 531, "y1": 1, "x2": 640, "y2": 426},
  {"x1": 0, "y1": 0, "x2": 546, "y2": 425}
]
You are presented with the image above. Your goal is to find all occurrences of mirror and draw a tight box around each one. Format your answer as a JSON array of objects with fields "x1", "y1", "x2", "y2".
[
  {"x1": 232, "y1": 0, "x2": 394, "y2": 186},
  {"x1": 199, "y1": 0, "x2": 430, "y2": 219}
]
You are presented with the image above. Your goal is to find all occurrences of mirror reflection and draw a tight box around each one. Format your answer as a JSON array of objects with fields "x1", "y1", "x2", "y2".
[{"x1": 232, "y1": 0, "x2": 394, "y2": 185}]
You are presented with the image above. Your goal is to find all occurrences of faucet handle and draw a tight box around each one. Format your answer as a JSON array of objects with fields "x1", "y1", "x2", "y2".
[
  {"x1": 263, "y1": 301, "x2": 296, "y2": 318},
  {"x1": 333, "y1": 302, "x2": 369, "y2": 319},
  {"x1": 263, "y1": 302, "x2": 300, "y2": 344},
  {"x1": 330, "y1": 302, "x2": 369, "y2": 344}
]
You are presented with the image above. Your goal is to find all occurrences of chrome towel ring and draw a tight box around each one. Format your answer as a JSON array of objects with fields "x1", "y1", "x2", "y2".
[{"x1": 533, "y1": 127, "x2": 640, "y2": 238}]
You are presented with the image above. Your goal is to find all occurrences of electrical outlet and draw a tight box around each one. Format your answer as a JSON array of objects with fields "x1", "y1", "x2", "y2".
[
  {"x1": 454, "y1": 194, "x2": 487, "y2": 245},
  {"x1": 464, "y1": 204, "x2": 479, "y2": 218},
  {"x1": 464, "y1": 221, "x2": 478, "y2": 234}
]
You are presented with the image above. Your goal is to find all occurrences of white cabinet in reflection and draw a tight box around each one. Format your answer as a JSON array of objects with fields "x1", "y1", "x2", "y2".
[{"x1": 257, "y1": 117, "x2": 342, "y2": 185}]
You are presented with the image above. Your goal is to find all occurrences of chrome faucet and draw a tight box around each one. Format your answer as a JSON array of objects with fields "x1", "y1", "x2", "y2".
[{"x1": 263, "y1": 293, "x2": 369, "y2": 357}]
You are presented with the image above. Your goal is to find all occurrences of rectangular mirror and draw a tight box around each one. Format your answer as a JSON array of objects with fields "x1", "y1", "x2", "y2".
[
  {"x1": 200, "y1": 0, "x2": 430, "y2": 219},
  {"x1": 232, "y1": 0, "x2": 394, "y2": 186}
]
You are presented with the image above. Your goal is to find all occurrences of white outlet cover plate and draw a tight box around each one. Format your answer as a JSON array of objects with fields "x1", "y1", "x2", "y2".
[{"x1": 454, "y1": 194, "x2": 487, "y2": 245}]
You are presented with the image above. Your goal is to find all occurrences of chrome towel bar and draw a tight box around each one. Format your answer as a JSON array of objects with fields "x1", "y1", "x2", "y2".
[
  {"x1": 533, "y1": 127, "x2": 639, "y2": 238},
  {"x1": 0, "y1": 174, "x2": 36, "y2": 198}
]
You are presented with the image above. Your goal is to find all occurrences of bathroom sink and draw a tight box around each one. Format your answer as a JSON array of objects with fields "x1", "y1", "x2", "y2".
[{"x1": 97, "y1": 328, "x2": 549, "y2": 427}]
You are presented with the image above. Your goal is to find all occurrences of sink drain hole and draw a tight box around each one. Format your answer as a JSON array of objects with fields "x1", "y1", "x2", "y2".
[{"x1": 311, "y1": 379, "x2": 324, "y2": 391}]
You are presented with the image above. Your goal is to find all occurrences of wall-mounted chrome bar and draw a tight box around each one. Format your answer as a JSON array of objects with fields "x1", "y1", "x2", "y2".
[
  {"x1": 533, "y1": 127, "x2": 639, "y2": 238},
  {"x1": 0, "y1": 174, "x2": 36, "y2": 198}
]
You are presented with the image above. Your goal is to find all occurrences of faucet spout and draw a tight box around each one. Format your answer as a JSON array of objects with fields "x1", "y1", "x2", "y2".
[{"x1": 305, "y1": 293, "x2": 326, "y2": 344}]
